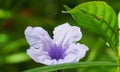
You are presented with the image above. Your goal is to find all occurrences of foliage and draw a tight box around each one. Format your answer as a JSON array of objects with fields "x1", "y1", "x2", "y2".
[{"x1": 63, "y1": 1, "x2": 118, "y2": 56}]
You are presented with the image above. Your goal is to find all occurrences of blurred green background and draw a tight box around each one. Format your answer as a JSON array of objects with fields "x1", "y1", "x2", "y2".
[{"x1": 0, "y1": 0, "x2": 120, "y2": 72}]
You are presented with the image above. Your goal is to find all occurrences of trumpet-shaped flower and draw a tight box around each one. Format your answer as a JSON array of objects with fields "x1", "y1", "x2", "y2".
[{"x1": 24, "y1": 23, "x2": 89, "y2": 65}]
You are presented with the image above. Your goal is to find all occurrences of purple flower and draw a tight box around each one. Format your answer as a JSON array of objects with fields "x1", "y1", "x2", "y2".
[{"x1": 25, "y1": 23, "x2": 89, "y2": 65}]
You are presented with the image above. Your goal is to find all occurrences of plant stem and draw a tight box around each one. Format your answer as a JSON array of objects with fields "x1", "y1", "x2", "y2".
[
  {"x1": 117, "y1": 48, "x2": 120, "y2": 72},
  {"x1": 116, "y1": 58, "x2": 119, "y2": 72},
  {"x1": 57, "y1": 69, "x2": 64, "y2": 72}
]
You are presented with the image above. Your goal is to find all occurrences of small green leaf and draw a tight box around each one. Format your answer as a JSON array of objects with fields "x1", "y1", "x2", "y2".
[
  {"x1": 63, "y1": 1, "x2": 118, "y2": 54},
  {"x1": 5, "y1": 52, "x2": 30, "y2": 64},
  {"x1": 2, "y1": 38, "x2": 28, "y2": 54},
  {"x1": 24, "y1": 62, "x2": 120, "y2": 72},
  {"x1": 0, "y1": 10, "x2": 12, "y2": 19}
]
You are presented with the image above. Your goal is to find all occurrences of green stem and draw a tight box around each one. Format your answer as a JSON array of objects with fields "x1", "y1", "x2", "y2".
[
  {"x1": 109, "y1": 42, "x2": 119, "y2": 72},
  {"x1": 117, "y1": 48, "x2": 120, "y2": 72},
  {"x1": 57, "y1": 69, "x2": 64, "y2": 72}
]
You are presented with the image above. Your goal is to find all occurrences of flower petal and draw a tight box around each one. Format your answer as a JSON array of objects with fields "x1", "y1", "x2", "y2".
[
  {"x1": 53, "y1": 23, "x2": 82, "y2": 47},
  {"x1": 27, "y1": 47, "x2": 59, "y2": 65},
  {"x1": 24, "y1": 26, "x2": 52, "y2": 50},
  {"x1": 41, "y1": 59, "x2": 57, "y2": 65},
  {"x1": 63, "y1": 54, "x2": 78, "y2": 63},
  {"x1": 58, "y1": 59, "x2": 64, "y2": 64},
  {"x1": 27, "y1": 47, "x2": 50, "y2": 63},
  {"x1": 118, "y1": 12, "x2": 120, "y2": 26},
  {"x1": 65, "y1": 43, "x2": 89, "y2": 62}
]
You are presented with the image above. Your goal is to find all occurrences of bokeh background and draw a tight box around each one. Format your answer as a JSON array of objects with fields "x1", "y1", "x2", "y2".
[{"x1": 0, "y1": 0, "x2": 120, "y2": 72}]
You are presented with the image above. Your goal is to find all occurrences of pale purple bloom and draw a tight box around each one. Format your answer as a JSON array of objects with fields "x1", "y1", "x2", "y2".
[{"x1": 24, "y1": 23, "x2": 89, "y2": 65}]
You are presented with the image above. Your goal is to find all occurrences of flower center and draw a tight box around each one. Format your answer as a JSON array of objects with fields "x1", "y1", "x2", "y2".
[{"x1": 48, "y1": 44, "x2": 65, "y2": 60}]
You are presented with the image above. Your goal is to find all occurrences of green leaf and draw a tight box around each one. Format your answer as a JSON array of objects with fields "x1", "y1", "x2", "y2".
[
  {"x1": 0, "y1": 10, "x2": 12, "y2": 19},
  {"x1": 5, "y1": 52, "x2": 30, "y2": 64},
  {"x1": 24, "y1": 62, "x2": 120, "y2": 72},
  {"x1": 63, "y1": 1, "x2": 118, "y2": 54},
  {"x1": 2, "y1": 38, "x2": 28, "y2": 54}
]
